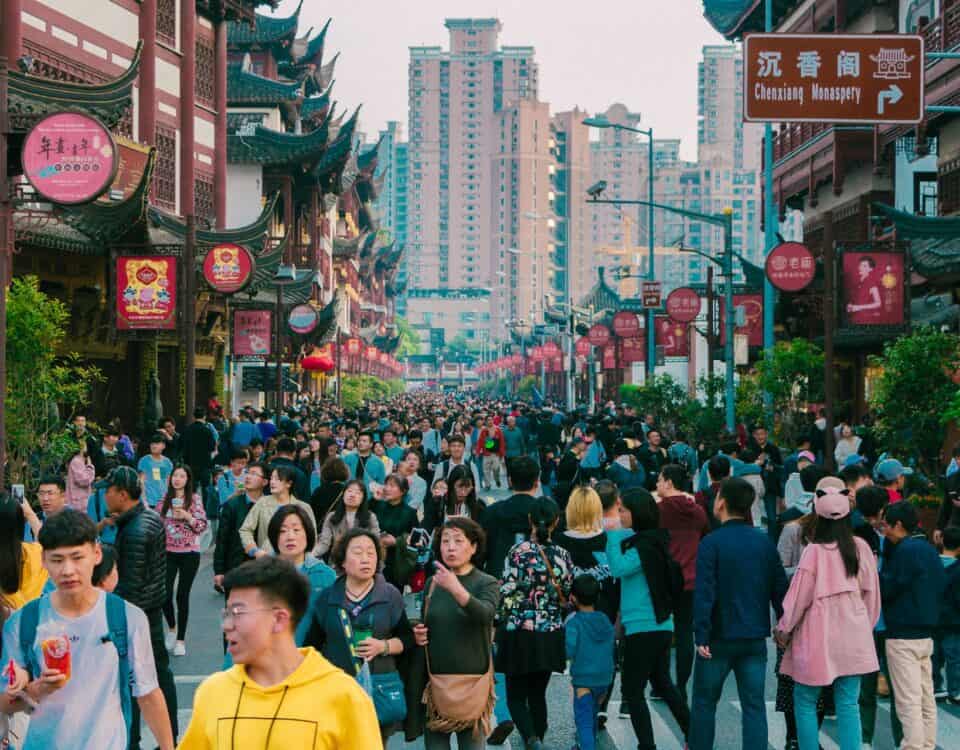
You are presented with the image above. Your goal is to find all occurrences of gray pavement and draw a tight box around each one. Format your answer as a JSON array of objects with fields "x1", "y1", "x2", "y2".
[{"x1": 145, "y1": 487, "x2": 960, "y2": 749}]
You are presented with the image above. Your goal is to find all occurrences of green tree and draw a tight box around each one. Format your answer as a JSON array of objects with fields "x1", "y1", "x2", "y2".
[
  {"x1": 755, "y1": 338, "x2": 825, "y2": 445},
  {"x1": 619, "y1": 375, "x2": 690, "y2": 433},
  {"x1": 393, "y1": 317, "x2": 421, "y2": 359},
  {"x1": 679, "y1": 374, "x2": 727, "y2": 448},
  {"x1": 339, "y1": 375, "x2": 406, "y2": 409},
  {"x1": 6, "y1": 276, "x2": 103, "y2": 485},
  {"x1": 871, "y1": 326, "x2": 960, "y2": 476}
]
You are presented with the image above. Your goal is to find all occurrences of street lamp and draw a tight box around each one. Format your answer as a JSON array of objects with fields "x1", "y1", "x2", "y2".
[
  {"x1": 586, "y1": 190, "x2": 737, "y2": 432},
  {"x1": 583, "y1": 114, "x2": 657, "y2": 377}
]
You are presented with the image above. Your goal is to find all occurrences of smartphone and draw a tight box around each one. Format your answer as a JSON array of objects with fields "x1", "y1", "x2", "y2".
[{"x1": 11, "y1": 484, "x2": 25, "y2": 504}]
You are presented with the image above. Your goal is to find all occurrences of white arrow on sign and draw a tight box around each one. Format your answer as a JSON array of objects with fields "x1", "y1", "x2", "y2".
[{"x1": 877, "y1": 84, "x2": 903, "y2": 115}]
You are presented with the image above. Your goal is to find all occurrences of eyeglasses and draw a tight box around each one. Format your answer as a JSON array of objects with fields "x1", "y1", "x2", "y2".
[{"x1": 220, "y1": 606, "x2": 281, "y2": 625}]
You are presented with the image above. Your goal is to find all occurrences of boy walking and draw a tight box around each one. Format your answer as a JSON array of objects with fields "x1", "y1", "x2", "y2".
[
  {"x1": 137, "y1": 433, "x2": 174, "y2": 509},
  {"x1": 1, "y1": 510, "x2": 174, "y2": 750},
  {"x1": 566, "y1": 575, "x2": 615, "y2": 750},
  {"x1": 178, "y1": 557, "x2": 379, "y2": 749}
]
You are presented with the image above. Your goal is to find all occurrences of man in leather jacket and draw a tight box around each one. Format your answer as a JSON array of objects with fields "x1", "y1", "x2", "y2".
[{"x1": 106, "y1": 466, "x2": 179, "y2": 747}]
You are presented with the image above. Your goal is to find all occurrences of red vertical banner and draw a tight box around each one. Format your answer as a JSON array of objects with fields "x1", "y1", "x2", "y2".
[
  {"x1": 602, "y1": 344, "x2": 617, "y2": 370},
  {"x1": 719, "y1": 294, "x2": 763, "y2": 346},
  {"x1": 621, "y1": 335, "x2": 646, "y2": 364},
  {"x1": 656, "y1": 316, "x2": 689, "y2": 357},
  {"x1": 116, "y1": 256, "x2": 177, "y2": 329},
  {"x1": 841, "y1": 251, "x2": 906, "y2": 326}
]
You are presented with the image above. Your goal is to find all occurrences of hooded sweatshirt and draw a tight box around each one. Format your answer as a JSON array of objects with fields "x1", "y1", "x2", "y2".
[
  {"x1": 658, "y1": 494, "x2": 710, "y2": 590},
  {"x1": 566, "y1": 610, "x2": 615, "y2": 688},
  {"x1": 179, "y1": 647, "x2": 380, "y2": 750}
]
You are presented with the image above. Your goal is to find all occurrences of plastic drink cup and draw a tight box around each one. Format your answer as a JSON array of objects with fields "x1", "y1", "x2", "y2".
[
  {"x1": 41, "y1": 635, "x2": 71, "y2": 682},
  {"x1": 353, "y1": 627, "x2": 373, "y2": 647}
]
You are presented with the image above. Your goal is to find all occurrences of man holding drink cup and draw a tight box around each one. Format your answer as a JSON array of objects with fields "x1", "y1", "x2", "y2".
[{"x1": 1, "y1": 509, "x2": 174, "y2": 750}]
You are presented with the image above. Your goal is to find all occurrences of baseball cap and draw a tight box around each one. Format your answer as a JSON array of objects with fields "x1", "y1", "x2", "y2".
[
  {"x1": 842, "y1": 454, "x2": 867, "y2": 468},
  {"x1": 797, "y1": 450, "x2": 816, "y2": 464},
  {"x1": 874, "y1": 458, "x2": 913, "y2": 483},
  {"x1": 814, "y1": 476, "x2": 851, "y2": 520}
]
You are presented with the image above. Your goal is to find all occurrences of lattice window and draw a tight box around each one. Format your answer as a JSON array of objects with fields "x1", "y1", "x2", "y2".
[
  {"x1": 195, "y1": 39, "x2": 215, "y2": 107},
  {"x1": 194, "y1": 173, "x2": 215, "y2": 224},
  {"x1": 157, "y1": 0, "x2": 176, "y2": 47},
  {"x1": 940, "y1": 167, "x2": 960, "y2": 216},
  {"x1": 154, "y1": 126, "x2": 177, "y2": 211}
]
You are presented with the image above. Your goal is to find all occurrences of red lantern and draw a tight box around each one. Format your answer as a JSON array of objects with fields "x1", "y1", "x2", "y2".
[
  {"x1": 346, "y1": 338, "x2": 361, "y2": 356},
  {"x1": 575, "y1": 337, "x2": 592, "y2": 357},
  {"x1": 379, "y1": 352, "x2": 389, "y2": 365},
  {"x1": 511, "y1": 353, "x2": 523, "y2": 367},
  {"x1": 542, "y1": 340, "x2": 560, "y2": 358},
  {"x1": 300, "y1": 355, "x2": 325, "y2": 371},
  {"x1": 365, "y1": 346, "x2": 378, "y2": 361},
  {"x1": 530, "y1": 346, "x2": 544, "y2": 363}
]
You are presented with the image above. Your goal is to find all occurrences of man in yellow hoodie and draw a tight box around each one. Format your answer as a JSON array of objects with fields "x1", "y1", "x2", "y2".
[{"x1": 178, "y1": 557, "x2": 379, "y2": 749}]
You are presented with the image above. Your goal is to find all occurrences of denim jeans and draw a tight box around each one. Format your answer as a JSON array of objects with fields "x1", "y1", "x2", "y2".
[
  {"x1": 933, "y1": 631, "x2": 960, "y2": 696},
  {"x1": 795, "y1": 675, "x2": 861, "y2": 750},
  {"x1": 688, "y1": 638, "x2": 767, "y2": 750},
  {"x1": 572, "y1": 686, "x2": 606, "y2": 750}
]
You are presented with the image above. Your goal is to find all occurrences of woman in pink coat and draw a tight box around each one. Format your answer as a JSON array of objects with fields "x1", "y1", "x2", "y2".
[
  {"x1": 774, "y1": 477, "x2": 881, "y2": 750},
  {"x1": 65, "y1": 443, "x2": 95, "y2": 511}
]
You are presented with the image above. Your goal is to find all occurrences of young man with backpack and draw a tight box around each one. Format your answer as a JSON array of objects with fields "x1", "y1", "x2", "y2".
[{"x1": 1, "y1": 509, "x2": 174, "y2": 750}]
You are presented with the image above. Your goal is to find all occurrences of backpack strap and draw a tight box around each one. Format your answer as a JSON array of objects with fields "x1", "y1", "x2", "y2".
[
  {"x1": 17, "y1": 598, "x2": 42, "y2": 679},
  {"x1": 104, "y1": 593, "x2": 132, "y2": 736}
]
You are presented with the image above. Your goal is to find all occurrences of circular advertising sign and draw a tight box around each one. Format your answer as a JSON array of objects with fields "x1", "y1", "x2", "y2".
[
  {"x1": 288, "y1": 304, "x2": 319, "y2": 335},
  {"x1": 542, "y1": 341, "x2": 560, "y2": 357},
  {"x1": 588, "y1": 324, "x2": 611, "y2": 348},
  {"x1": 575, "y1": 337, "x2": 592, "y2": 357},
  {"x1": 202, "y1": 243, "x2": 254, "y2": 294},
  {"x1": 765, "y1": 242, "x2": 816, "y2": 292},
  {"x1": 612, "y1": 311, "x2": 640, "y2": 338},
  {"x1": 665, "y1": 287, "x2": 702, "y2": 323},
  {"x1": 22, "y1": 111, "x2": 118, "y2": 205}
]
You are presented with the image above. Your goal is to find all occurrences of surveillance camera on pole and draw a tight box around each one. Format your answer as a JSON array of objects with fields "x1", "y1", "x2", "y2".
[{"x1": 586, "y1": 180, "x2": 607, "y2": 200}]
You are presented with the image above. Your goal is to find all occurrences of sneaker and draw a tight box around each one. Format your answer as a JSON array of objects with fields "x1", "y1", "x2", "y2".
[
  {"x1": 164, "y1": 630, "x2": 176, "y2": 651},
  {"x1": 947, "y1": 695, "x2": 960, "y2": 706},
  {"x1": 935, "y1": 689, "x2": 949, "y2": 700},
  {"x1": 618, "y1": 702, "x2": 631, "y2": 719},
  {"x1": 173, "y1": 641, "x2": 186, "y2": 657},
  {"x1": 487, "y1": 720, "x2": 514, "y2": 746},
  {"x1": 597, "y1": 711, "x2": 607, "y2": 731}
]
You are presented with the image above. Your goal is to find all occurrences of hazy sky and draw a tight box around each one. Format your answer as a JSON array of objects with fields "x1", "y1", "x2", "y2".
[{"x1": 275, "y1": 0, "x2": 727, "y2": 161}]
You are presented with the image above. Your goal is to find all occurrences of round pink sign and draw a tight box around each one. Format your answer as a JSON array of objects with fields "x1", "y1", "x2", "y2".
[
  {"x1": 612, "y1": 311, "x2": 640, "y2": 338},
  {"x1": 766, "y1": 242, "x2": 816, "y2": 292},
  {"x1": 575, "y1": 337, "x2": 592, "y2": 357},
  {"x1": 288, "y1": 304, "x2": 319, "y2": 334},
  {"x1": 588, "y1": 324, "x2": 611, "y2": 348},
  {"x1": 22, "y1": 111, "x2": 118, "y2": 205},
  {"x1": 665, "y1": 288, "x2": 702, "y2": 323}
]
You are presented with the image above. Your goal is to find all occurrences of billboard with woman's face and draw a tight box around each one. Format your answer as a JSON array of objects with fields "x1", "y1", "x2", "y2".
[{"x1": 842, "y1": 251, "x2": 905, "y2": 327}]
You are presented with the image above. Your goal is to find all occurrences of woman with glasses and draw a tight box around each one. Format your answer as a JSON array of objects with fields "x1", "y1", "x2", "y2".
[{"x1": 422, "y1": 465, "x2": 486, "y2": 535}]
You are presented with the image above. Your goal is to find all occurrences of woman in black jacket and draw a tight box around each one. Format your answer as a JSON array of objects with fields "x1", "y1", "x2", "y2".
[{"x1": 309, "y1": 456, "x2": 349, "y2": 522}]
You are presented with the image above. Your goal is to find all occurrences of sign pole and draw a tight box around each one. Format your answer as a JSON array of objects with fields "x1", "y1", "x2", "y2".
[
  {"x1": 762, "y1": 0, "x2": 776, "y2": 418},
  {"x1": 184, "y1": 215, "x2": 196, "y2": 421},
  {"x1": 646, "y1": 130, "x2": 656, "y2": 380},
  {"x1": 723, "y1": 210, "x2": 736, "y2": 432},
  {"x1": 823, "y1": 212, "x2": 836, "y2": 471},
  {"x1": 706, "y1": 265, "x2": 715, "y2": 380}
]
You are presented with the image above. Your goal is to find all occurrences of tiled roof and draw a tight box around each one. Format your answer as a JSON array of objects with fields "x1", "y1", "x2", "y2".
[{"x1": 227, "y1": 1, "x2": 301, "y2": 47}]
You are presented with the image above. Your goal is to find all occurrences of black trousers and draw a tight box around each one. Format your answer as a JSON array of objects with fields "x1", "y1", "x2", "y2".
[
  {"x1": 129, "y1": 607, "x2": 178, "y2": 749},
  {"x1": 622, "y1": 631, "x2": 690, "y2": 750},
  {"x1": 673, "y1": 590, "x2": 695, "y2": 697},
  {"x1": 163, "y1": 551, "x2": 201, "y2": 641},
  {"x1": 504, "y1": 671, "x2": 552, "y2": 742}
]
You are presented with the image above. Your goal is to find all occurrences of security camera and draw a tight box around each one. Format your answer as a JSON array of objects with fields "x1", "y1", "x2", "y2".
[{"x1": 586, "y1": 180, "x2": 607, "y2": 199}]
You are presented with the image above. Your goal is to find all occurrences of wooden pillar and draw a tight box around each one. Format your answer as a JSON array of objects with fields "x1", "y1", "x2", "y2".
[
  {"x1": 138, "y1": 0, "x2": 156, "y2": 146},
  {"x1": 179, "y1": 0, "x2": 196, "y2": 215},
  {"x1": 214, "y1": 20, "x2": 228, "y2": 228},
  {"x1": 309, "y1": 187, "x2": 319, "y2": 275},
  {"x1": 823, "y1": 211, "x2": 837, "y2": 470},
  {"x1": 283, "y1": 178, "x2": 294, "y2": 264},
  {"x1": 2, "y1": 0, "x2": 21, "y2": 66}
]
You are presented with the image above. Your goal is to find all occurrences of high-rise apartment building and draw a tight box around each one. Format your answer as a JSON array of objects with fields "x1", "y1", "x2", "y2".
[
  {"x1": 405, "y1": 19, "x2": 538, "y2": 342},
  {"x1": 698, "y1": 45, "x2": 761, "y2": 171},
  {"x1": 373, "y1": 121, "x2": 409, "y2": 313},
  {"x1": 551, "y1": 110, "x2": 591, "y2": 306}
]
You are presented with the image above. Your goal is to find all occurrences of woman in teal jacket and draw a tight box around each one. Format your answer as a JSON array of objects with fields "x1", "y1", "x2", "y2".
[{"x1": 606, "y1": 488, "x2": 689, "y2": 750}]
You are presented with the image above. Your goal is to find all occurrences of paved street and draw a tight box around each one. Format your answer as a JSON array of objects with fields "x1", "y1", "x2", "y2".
[{"x1": 145, "y1": 488, "x2": 960, "y2": 749}]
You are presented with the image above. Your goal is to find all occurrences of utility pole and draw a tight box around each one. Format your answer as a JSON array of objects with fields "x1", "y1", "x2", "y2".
[
  {"x1": 706, "y1": 265, "x2": 715, "y2": 379},
  {"x1": 722, "y1": 209, "x2": 736, "y2": 432},
  {"x1": 762, "y1": 0, "x2": 776, "y2": 414},
  {"x1": 645, "y1": 130, "x2": 656, "y2": 380},
  {"x1": 823, "y1": 212, "x2": 836, "y2": 469}
]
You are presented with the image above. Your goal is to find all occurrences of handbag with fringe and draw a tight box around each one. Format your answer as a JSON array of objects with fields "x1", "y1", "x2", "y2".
[{"x1": 420, "y1": 581, "x2": 496, "y2": 737}]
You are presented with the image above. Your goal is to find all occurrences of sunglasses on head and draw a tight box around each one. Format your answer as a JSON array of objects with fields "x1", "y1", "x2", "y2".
[{"x1": 815, "y1": 488, "x2": 851, "y2": 498}]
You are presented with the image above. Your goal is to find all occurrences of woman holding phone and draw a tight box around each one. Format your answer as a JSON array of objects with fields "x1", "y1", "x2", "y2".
[{"x1": 414, "y1": 517, "x2": 499, "y2": 749}]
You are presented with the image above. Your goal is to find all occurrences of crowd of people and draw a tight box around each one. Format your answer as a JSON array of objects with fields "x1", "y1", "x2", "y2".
[{"x1": 0, "y1": 393, "x2": 958, "y2": 750}]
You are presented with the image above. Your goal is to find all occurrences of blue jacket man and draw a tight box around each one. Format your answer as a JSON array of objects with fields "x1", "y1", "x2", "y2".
[
  {"x1": 688, "y1": 477, "x2": 787, "y2": 750},
  {"x1": 342, "y1": 432, "x2": 387, "y2": 492}
]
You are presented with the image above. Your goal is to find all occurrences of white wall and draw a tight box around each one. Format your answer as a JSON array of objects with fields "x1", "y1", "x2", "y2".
[{"x1": 225, "y1": 164, "x2": 263, "y2": 228}]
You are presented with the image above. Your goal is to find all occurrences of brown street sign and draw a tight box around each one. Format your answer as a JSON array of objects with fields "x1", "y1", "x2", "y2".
[{"x1": 743, "y1": 33, "x2": 924, "y2": 124}]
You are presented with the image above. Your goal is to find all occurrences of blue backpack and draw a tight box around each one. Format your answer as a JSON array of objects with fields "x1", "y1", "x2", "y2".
[{"x1": 18, "y1": 593, "x2": 132, "y2": 735}]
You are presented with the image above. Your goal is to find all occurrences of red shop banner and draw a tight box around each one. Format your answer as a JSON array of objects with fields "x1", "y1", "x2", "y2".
[
  {"x1": 841, "y1": 251, "x2": 905, "y2": 327},
  {"x1": 612, "y1": 311, "x2": 640, "y2": 338},
  {"x1": 656, "y1": 316, "x2": 689, "y2": 357},
  {"x1": 575, "y1": 337, "x2": 592, "y2": 358},
  {"x1": 765, "y1": 242, "x2": 815, "y2": 292},
  {"x1": 588, "y1": 323, "x2": 611, "y2": 348},
  {"x1": 621, "y1": 335, "x2": 646, "y2": 364},
  {"x1": 665, "y1": 287, "x2": 701, "y2": 323},
  {"x1": 233, "y1": 309, "x2": 272, "y2": 356},
  {"x1": 602, "y1": 344, "x2": 617, "y2": 369},
  {"x1": 116, "y1": 256, "x2": 177, "y2": 330},
  {"x1": 719, "y1": 294, "x2": 764, "y2": 347}
]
